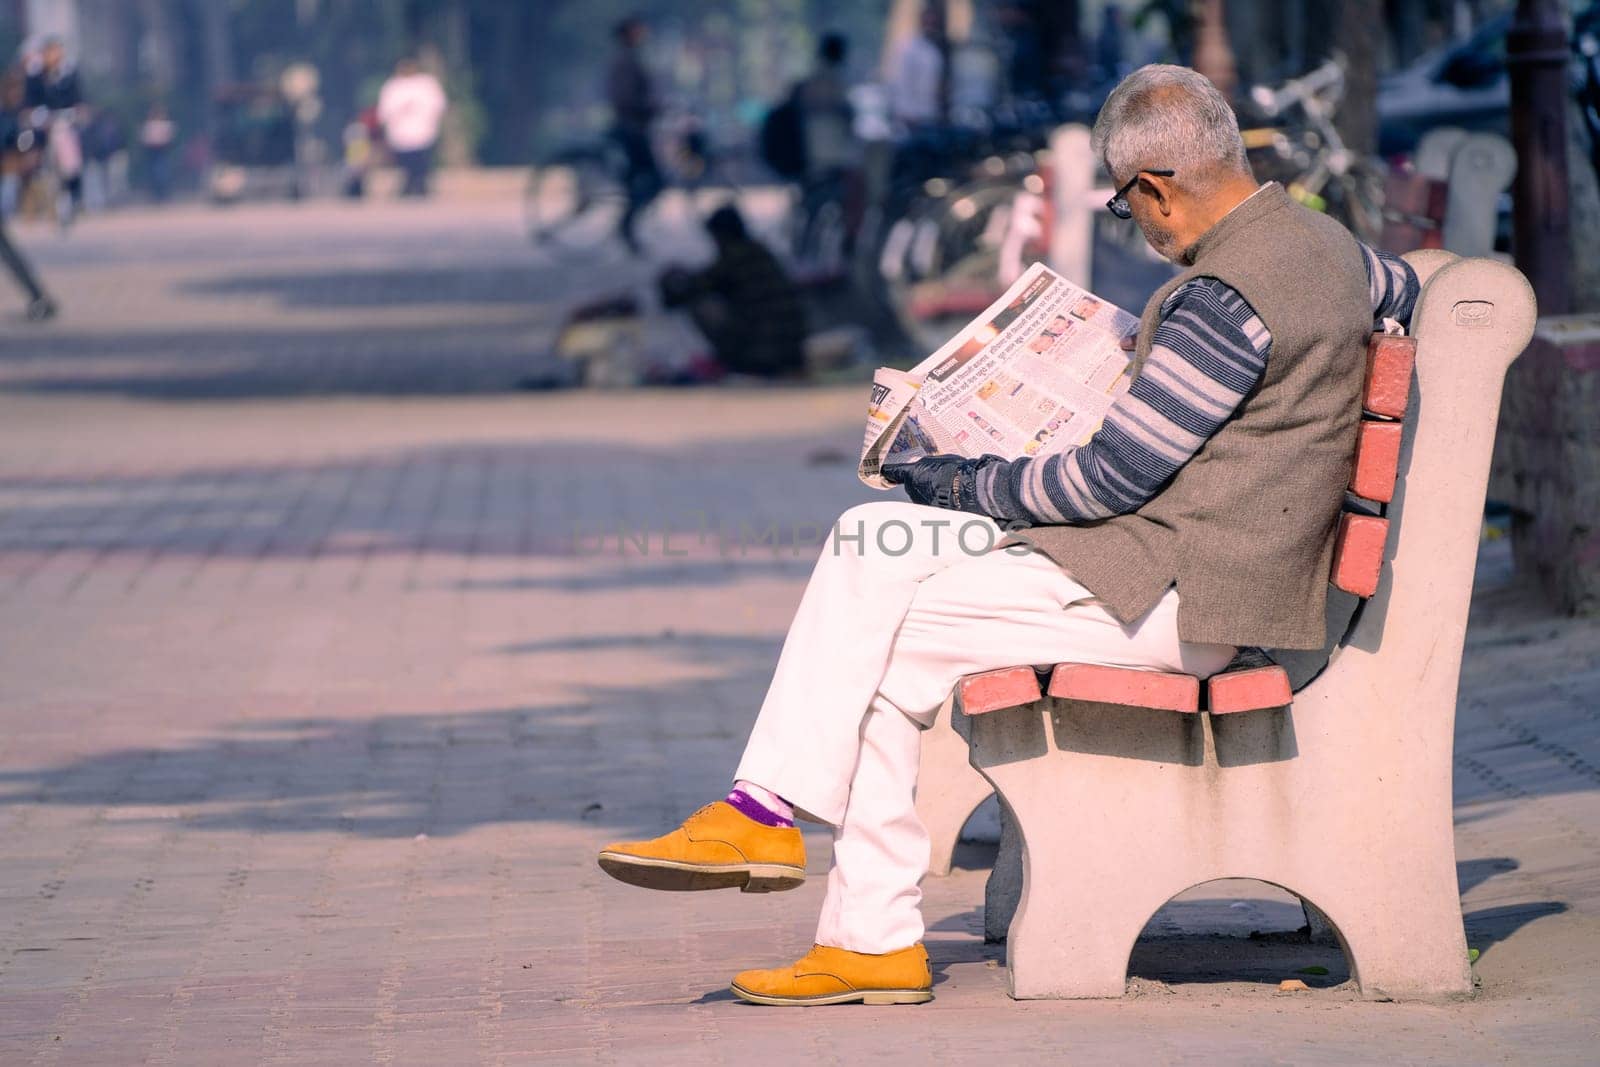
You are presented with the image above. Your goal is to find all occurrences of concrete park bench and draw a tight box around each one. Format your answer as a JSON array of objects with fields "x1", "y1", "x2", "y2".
[{"x1": 913, "y1": 251, "x2": 1537, "y2": 999}]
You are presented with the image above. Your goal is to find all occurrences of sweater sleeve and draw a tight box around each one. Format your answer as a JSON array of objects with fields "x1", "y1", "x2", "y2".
[
  {"x1": 1362, "y1": 243, "x2": 1420, "y2": 327},
  {"x1": 974, "y1": 278, "x2": 1272, "y2": 525}
]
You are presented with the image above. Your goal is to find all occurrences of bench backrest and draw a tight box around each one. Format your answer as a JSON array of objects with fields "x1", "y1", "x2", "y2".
[
  {"x1": 1332, "y1": 251, "x2": 1535, "y2": 706},
  {"x1": 1327, "y1": 332, "x2": 1416, "y2": 599}
]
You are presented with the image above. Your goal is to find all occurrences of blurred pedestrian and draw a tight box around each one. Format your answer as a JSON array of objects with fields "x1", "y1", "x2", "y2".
[
  {"x1": 23, "y1": 37, "x2": 79, "y2": 112},
  {"x1": 0, "y1": 68, "x2": 31, "y2": 220},
  {"x1": 377, "y1": 57, "x2": 446, "y2": 198},
  {"x1": 24, "y1": 37, "x2": 84, "y2": 230},
  {"x1": 886, "y1": 4, "x2": 946, "y2": 130},
  {"x1": 998, "y1": 2, "x2": 1048, "y2": 102},
  {"x1": 1134, "y1": 0, "x2": 1196, "y2": 66},
  {"x1": 658, "y1": 205, "x2": 807, "y2": 379},
  {"x1": 788, "y1": 31, "x2": 864, "y2": 255},
  {"x1": 606, "y1": 15, "x2": 662, "y2": 251},
  {"x1": 341, "y1": 114, "x2": 374, "y2": 199},
  {"x1": 139, "y1": 104, "x2": 176, "y2": 202},
  {"x1": 797, "y1": 33, "x2": 860, "y2": 184},
  {"x1": 80, "y1": 104, "x2": 125, "y2": 211},
  {"x1": 0, "y1": 103, "x2": 55, "y2": 320},
  {"x1": 1095, "y1": 4, "x2": 1129, "y2": 85}
]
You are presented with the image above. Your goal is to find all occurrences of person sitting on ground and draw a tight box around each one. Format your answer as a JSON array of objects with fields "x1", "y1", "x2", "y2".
[
  {"x1": 598, "y1": 65, "x2": 1420, "y2": 1007},
  {"x1": 658, "y1": 205, "x2": 807, "y2": 380}
]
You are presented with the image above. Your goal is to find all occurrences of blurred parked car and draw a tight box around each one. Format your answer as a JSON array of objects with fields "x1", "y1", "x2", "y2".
[
  {"x1": 1378, "y1": 15, "x2": 1512, "y2": 156},
  {"x1": 1378, "y1": 6, "x2": 1598, "y2": 157}
]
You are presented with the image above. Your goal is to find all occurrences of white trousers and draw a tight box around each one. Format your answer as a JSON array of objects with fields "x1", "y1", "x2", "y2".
[{"x1": 733, "y1": 501, "x2": 1236, "y2": 954}]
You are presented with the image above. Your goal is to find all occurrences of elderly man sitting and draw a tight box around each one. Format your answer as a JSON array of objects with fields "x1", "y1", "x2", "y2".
[{"x1": 596, "y1": 65, "x2": 1420, "y2": 1006}]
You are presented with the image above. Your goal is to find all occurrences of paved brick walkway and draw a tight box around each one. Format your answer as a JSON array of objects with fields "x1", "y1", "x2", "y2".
[{"x1": 1, "y1": 199, "x2": 1597, "y2": 1064}]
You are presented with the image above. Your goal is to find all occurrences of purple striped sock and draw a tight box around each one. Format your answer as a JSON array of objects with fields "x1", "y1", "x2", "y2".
[{"x1": 725, "y1": 787, "x2": 794, "y2": 828}]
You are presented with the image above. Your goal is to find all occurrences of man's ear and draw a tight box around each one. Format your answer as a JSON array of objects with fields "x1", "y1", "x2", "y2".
[{"x1": 1142, "y1": 172, "x2": 1175, "y2": 216}]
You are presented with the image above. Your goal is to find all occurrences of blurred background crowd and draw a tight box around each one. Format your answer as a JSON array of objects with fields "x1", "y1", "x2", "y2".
[
  {"x1": 0, "y1": 0, "x2": 1594, "y2": 360},
  {"x1": 0, "y1": 1, "x2": 1566, "y2": 199}
]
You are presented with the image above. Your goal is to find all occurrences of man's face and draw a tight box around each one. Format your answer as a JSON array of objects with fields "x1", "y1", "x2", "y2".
[
  {"x1": 1126, "y1": 180, "x2": 1184, "y2": 263},
  {"x1": 43, "y1": 43, "x2": 64, "y2": 71}
]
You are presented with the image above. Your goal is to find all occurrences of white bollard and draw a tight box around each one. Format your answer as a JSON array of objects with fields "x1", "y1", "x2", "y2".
[
  {"x1": 1049, "y1": 125, "x2": 1098, "y2": 289},
  {"x1": 1442, "y1": 133, "x2": 1516, "y2": 259}
]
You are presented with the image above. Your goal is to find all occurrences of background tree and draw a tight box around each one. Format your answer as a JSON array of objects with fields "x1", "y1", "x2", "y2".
[{"x1": 1335, "y1": 0, "x2": 1384, "y2": 157}]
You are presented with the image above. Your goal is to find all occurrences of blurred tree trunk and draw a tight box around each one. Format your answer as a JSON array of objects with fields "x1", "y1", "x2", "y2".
[
  {"x1": 1055, "y1": 0, "x2": 1084, "y2": 90},
  {"x1": 1225, "y1": 0, "x2": 1263, "y2": 88},
  {"x1": 1509, "y1": 0, "x2": 1571, "y2": 314},
  {"x1": 1389, "y1": 0, "x2": 1429, "y2": 65},
  {"x1": 135, "y1": 0, "x2": 178, "y2": 97},
  {"x1": 1335, "y1": 0, "x2": 1383, "y2": 157},
  {"x1": 1555, "y1": 0, "x2": 1600, "y2": 312},
  {"x1": 191, "y1": 0, "x2": 233, "y2": 136},
  {"x1": 434, "y1": 0, "x2": 472, "y2": 166},
  {"x1": 1566, "y1": 96, "x2": 1600, "y2": 312},
  {"x1": 1193, "y1": 0, "x2": 1237, "y2": 98}
]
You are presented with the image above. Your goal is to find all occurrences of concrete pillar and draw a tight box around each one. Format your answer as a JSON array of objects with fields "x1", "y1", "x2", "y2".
[
  {"x1": 1507, "y1": 0, "x2": 1571, "y2": 315},
  {"x1": 1491, "y1": 316, "x2": 1600, "y2": 615}
]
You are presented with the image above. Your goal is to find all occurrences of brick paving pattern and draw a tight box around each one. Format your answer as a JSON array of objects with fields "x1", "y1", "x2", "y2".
[{"x1": 0, "y1": 198, "x2": 1597, "y2": 1064}]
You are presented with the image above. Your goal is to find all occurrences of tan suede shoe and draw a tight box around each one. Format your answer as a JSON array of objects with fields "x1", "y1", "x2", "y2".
[
  {"x1": 730, "y1": 943, "x2": 933, "y2": 1006},
  {"x1": 597, "y1": 801, "x2": 805, "y2": 893}
]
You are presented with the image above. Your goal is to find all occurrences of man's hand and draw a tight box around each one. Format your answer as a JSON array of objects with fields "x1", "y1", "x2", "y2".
[{"x1": 880, "y1": 454, "x2": 1001, "y2": 514}]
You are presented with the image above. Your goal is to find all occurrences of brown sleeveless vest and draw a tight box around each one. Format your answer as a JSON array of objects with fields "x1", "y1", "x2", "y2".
[{"x1": 1017, "y1": 183, "x2": 1371, "y2": 650}]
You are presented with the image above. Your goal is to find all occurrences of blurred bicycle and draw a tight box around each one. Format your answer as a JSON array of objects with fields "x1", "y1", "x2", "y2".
[
  {"x1": 523, "y1": 111, "x2": 737, "y2": 254},
  {"x1": 1240, "y1": 56, "x2": 1387, "y2": 244}
]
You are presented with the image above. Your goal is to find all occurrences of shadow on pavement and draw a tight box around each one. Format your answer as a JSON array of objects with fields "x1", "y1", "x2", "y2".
[
  {"x1": 496, "y1": 632, "x2": 785, "y2": 658},
  {"x1": 1458, "y1": 855, "x2": 1519, "y2": 894},
  {"x1": 180, "y1": 265, "x2": 555, "y2": 309},
  {"x1": 0, "y1": 696, "x2": 755, "y2": 839},
  {"x1": 0, "y1": 436, "x2": 865, "y2": 570},
  {"x1": 1, "y1": 322, "x2": 567, "y2": 398},
  {"x1": 464, "y1": 557, "x2": 816, "y2": 594},
  {"x1": 1464, "y1": 901, "x2": 1569, "y2": 956}
]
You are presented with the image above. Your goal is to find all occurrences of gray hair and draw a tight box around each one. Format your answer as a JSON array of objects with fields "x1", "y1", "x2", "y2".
[{"x1": 1090, "y1": 65, "x2": 1250, "y2": 190}]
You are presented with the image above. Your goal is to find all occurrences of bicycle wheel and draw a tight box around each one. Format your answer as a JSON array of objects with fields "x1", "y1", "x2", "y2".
[
  {"x1": 791, "y1": 174, "x2": 855, "y2": 278},
  {"x1": 1329, "y1": 158, "x2": 1387, "y2": 247},
  {"x1": 524, "y1": 146, "x2": 627, "y2": 251},
  {"x1": 881, "y1": 177, "x2": 1043, "y2": 353}
]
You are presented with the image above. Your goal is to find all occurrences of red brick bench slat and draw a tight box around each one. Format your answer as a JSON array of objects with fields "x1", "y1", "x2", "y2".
[
  {"x1": 1207, "y1": 665, "x2": 1294, "y2": 714},
  {"x1": 1350, "y1": 421, "x2": 1404, "y2": 503},
  {"x1": 958, "y1": 666, "x2": 1043, "y2": 716},
  {"x1": 1047, "y1": 664, "x2": 1200, "y2": 713},
  {"x1": 1364, "y1": 334, "x2": 1416, "y2": 419},
  {"x1": 1330, "y1": 512, "x2": 1390, "y2": 598}
]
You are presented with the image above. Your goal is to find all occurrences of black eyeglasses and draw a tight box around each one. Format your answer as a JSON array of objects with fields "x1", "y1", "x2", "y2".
[{"x1": 1106, "y1": 169, "x2": 1175, "y2": 219}]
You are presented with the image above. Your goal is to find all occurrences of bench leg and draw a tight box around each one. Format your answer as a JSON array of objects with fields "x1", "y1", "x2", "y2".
[
  {"x1": 1310, "y1": 857, "x2": 1472, "y2": 1000},
  {"x1": 984, "y1": 800, "x2": 1023, "y2": 942},
  {"x1": 1002, "y1": 837, "x2": 1148, "y2": 999}
]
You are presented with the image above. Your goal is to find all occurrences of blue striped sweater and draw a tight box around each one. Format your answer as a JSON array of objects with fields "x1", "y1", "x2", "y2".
[{"x1": 974, "y1": 244, "x2": 1420, "y2": 525}]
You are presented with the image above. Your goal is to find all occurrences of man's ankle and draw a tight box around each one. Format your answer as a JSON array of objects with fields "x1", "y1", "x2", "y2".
[{"x1": 726, "y1": 780, "x2": 794, "y2": 827}]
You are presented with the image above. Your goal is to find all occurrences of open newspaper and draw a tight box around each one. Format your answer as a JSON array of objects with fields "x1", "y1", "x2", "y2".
[{"x1": 859, "y1": 263, "x2": 1140, "y2": 489}]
